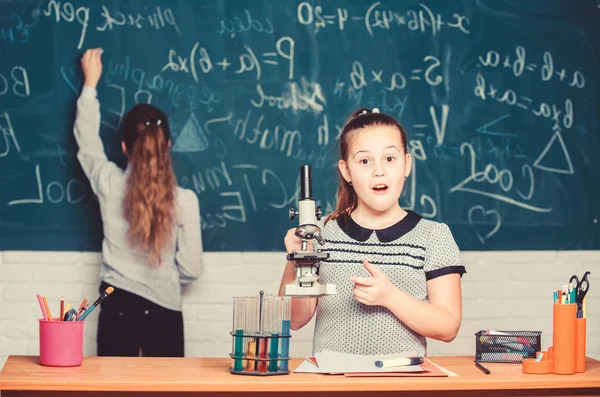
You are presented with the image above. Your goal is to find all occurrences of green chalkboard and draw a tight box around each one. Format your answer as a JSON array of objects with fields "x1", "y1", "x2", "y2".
[{"x1": 0, "y1": 0, "x2": 598, "y2": 251}]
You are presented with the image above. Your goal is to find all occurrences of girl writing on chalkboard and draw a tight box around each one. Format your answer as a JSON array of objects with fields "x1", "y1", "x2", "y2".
[
  {"x1": 75, "y1": 48, "x2": 203, "y2": 357},
  {"x1": 278, "y1": 108, "x2": 465, "y2": 356}
]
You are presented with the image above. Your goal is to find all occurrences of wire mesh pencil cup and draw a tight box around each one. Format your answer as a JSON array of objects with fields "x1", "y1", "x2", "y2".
[
  {"x1": 475, "y1": 330, "x2": 542, "y2": 363},
  {"x1": 230, "y1": 291, "x2": 292, "y2": 375}
]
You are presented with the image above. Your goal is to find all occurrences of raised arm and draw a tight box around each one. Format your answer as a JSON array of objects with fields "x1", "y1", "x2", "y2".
[{"x1": 74, "y1": 48, "x2": 119, "y2": 196}]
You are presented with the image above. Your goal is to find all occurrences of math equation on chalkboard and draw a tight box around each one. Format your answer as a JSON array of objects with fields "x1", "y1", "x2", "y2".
[{"x1": 0, "y1": 0, "x2": 598, "y2": 251}]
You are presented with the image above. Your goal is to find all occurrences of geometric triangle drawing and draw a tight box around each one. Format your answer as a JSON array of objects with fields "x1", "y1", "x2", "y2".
[
  {"x1": 172, "y1": 113, "x2": 209, "y2": 153},
  {"x1": 475, "y1": 113, "x2": 516, "y2": 137},
  {"x1": 533, "y1": 128, "x2": 574, "y2": 174}
]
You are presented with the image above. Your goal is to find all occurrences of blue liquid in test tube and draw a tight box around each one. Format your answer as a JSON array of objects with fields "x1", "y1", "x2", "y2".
[{"x1": 280, "y1": 297, "x2": 291, "y2": 371}]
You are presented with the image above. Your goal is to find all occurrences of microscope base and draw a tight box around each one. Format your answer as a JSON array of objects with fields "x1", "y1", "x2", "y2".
[{"x1": 284, "y1": 283, "x2": 336, "y2": 297}]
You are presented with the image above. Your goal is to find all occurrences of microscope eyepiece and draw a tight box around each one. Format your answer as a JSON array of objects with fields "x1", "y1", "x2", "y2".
[{"x1": 300, "y1": 165, "x2": 312, "y2": 200}]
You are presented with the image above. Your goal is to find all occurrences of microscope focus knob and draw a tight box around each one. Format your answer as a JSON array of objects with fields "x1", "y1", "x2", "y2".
[
  {"x1": 316, "y1": 206, "x2": 322, "y2": 220},
  {"x1": 289, "y1": 207, "x2": 299, "y2": 220}
]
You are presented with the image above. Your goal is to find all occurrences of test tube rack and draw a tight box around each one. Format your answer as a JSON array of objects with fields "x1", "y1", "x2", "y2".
[{"x1": 230, "y1": 291, "x2": 292, "y2": 376}]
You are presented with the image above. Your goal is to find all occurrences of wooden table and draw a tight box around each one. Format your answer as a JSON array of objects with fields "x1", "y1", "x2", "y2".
[{"x1": 0, "y1": 355, "x2": 599, "y2": 397}]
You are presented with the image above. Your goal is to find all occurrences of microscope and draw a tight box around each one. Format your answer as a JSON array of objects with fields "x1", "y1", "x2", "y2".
[{"x1": 284, "y1": 165, "x2": 336, "y2": 297}]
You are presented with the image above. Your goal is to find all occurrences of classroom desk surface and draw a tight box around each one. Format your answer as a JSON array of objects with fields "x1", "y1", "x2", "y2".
[{"x1": 0, "y1": 355, "x2": 599, "y2": 397}]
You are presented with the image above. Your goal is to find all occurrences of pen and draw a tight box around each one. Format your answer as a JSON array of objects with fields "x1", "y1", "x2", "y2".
[
  {"x1": 78, "y1": 287, "x2": 114, "y2": 321},
  {"x1": 374, "y1": 356, "x2": 424, "y2": 368},
  {"x1": 475, "y1": 361, "x2": 491, "y2": 375}
]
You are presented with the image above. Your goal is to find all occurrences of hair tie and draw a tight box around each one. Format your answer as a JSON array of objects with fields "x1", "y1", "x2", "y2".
[
  {"x1": 360, "y1": 108, "x2": 380, "y2": 116},
  {"x1": 145, "y1": 119, "x2": 163, "y2": 126}
]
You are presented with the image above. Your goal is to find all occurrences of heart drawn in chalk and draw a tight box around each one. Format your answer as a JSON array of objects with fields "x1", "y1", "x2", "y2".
[{"x1": 468, "y1": 206, "x2": 501, "y2": 244}]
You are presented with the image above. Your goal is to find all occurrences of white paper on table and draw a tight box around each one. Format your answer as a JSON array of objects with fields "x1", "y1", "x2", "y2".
[{"x1": 313, "y1": 349, "x2": 424, "y2": 374}]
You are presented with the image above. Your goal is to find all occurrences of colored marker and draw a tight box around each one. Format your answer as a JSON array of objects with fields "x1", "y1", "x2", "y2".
[
  {"x1": 375, "y1": 356, "x2": 424, "y2": 368},
  {"x1": 78, "y1": 287, "x2": 114, "y2": 321}
]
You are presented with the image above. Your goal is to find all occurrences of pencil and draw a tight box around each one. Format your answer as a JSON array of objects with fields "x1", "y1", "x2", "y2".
[
  {"x1": 42, "y1": 296, "x2": 53, "y2": 321},
  {"x1": 36, "y1": 294, "x2": 48, "y2": 320},
  {"x1": 60, "y1": 296, "x2": 65, "y2": 321}
]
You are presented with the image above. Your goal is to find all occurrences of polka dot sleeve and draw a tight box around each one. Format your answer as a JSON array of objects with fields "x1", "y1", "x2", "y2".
[{"x1": 423, "y1": 223, "x2": 466, "y2": 280}]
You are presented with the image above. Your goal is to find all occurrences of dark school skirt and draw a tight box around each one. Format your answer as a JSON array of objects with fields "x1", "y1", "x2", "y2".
[{"x1": 96, "y1": 281, "x2": 184, "y2": 357}]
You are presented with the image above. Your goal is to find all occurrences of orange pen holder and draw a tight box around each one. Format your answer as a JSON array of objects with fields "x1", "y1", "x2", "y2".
[{"x1": 551, "y1": 303, "x2": 585, "y2": 374}]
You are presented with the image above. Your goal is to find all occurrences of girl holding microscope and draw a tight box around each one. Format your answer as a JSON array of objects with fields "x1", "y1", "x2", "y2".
[{"x1": 279, "y1": 108, "x2": 466, "y2": 358}]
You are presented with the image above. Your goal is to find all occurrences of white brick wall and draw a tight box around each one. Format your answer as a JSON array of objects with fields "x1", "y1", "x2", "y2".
[{"x1": 1, "y1": 250, "x2": 598, "y2": 371}]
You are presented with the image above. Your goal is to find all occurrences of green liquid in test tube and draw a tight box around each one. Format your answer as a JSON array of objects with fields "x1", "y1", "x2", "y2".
[
  {"x1": 280, "y1": 296, "x2": 291, "y2": 371},
  {"x1": 269, "y1": 297, "x2": 282, "y2": 372},
  {"x1": 232, "y1": 297, "x2": 246, "y2": 372}
]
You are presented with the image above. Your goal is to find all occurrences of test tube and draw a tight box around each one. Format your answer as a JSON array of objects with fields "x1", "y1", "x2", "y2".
[
  {"x1": 257, "y1": 294, "x2": 271, "y2": 372},
  {"x1": 232, "y1": 297, "x2": 246, "y2": 372},
  {"x1": 269, "y1": 296, "x2": 282, "y2": 372},
  {"x1": 245, "y1": 296, "x2": 258, "y2": 371},
  {"x1": 280, "y1": 296, "x2": 292, "y2": 371}
]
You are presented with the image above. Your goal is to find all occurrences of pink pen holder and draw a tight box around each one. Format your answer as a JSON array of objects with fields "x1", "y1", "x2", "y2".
[{"x1": 39, "y1": 319, "x2": 84, "y2": 367}]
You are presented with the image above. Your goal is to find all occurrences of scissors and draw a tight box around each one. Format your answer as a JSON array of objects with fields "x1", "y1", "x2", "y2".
[{"x1": 569, "y1": 271, "x2": 590, "y2": 309}]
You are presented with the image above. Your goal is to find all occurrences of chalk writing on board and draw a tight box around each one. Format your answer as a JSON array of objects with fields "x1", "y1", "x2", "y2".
[
  {"x1": 0, "y1": 12, "x2": 30, "y2": 46},
  {"x1": 0, "y1": 0, "x2": 597, "y2": 251},
  {"x1": 468, "y1": 205, "x2": 501, "y2": 244},
  {"x1": 217, "y1": 9, "x2": 274, "y2": 38},
  {"x1": 297, "y1": 2, "x2": 470, "y2": 36},
  {"x1": 0, "y1": 112, "x2": 20, "y2": 157},
  {"x1": 449, "y1": 142, "x2": 553, "y2": 213},
  {"x1": 532, "y1": 127, "x2": 575, "y2": 175},
  {"x1": 42, "y1": 1, "x2": 181, "y2": 50},
  {"x1": 0, "y1": 66, "x2": 30, "y2": 98},
  {"x1": 479, "y1": 46, "x2": 585, "y2": 88},
  {"x1": 162, "y1": 36, "x2": 295, "y2": 81},
  {"x1": 8, "y1": 165, "x2": 87, "y2": 206},
  {"x1": 172, "y1": 113, "x2": 209, "y2": 153},
  {"x1": 474, "y1": 73, "x2": 574, "y2": 130}
]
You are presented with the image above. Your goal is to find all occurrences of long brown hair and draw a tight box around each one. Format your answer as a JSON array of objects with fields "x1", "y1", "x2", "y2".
[
  {"x1": 120, "y1": 104, "x2": 176, "y2": 266},
  {"x1": 325, "y1": 108, "x2": 408, "y2": 224}
]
